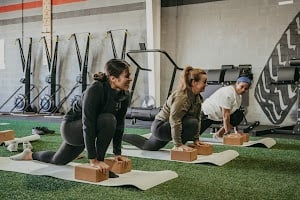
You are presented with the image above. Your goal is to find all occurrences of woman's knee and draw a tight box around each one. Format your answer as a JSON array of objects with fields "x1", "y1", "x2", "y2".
[
  {"x1": 181, "y1": 117, "x2": 199, "y2": 142},
  {"x1": 151, "y1": 120, "x2": 171, "y2": 141},
  {"x1": 183, "y1": 117, "x2": 198, "y2": 131},
  {"x1": 61, "y1": 120, "x2": 84, "y2": 146}
]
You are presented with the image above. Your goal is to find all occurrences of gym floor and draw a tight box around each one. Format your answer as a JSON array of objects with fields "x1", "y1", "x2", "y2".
[
  {"x1": 1, "y1": 112, "x2": 299, "y2": 199},
  {"x1": 1, "y1": 114, "x2": 299, "y2": 140}
]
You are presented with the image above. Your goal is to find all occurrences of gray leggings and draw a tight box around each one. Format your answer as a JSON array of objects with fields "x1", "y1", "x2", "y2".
[
  {"x1": 200, "y1": 109, "x2": 244, "y2": 134},
  {"x1": 123, "y1": 116, "x2": 198, "y2": 151},
  {"x1": 145, "y1": 116, "x2": 198, "y2": 150},
  {"x1": 32, "y1": 113, "x2": 116, "y2": 165}
]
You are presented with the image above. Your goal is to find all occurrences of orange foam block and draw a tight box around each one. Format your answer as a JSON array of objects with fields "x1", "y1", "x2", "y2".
[
  {"x1": 170, "y1": 149, "x2": 198, "y2": 162},
  {"x1": 188, "y1": 143, "x2": 213, "y2": 155},
  {"x1": 0, "y1": 130, "x2": 15, "y2": 143},
  {"x1": 104, "y1": 157, "x2": 132, "y2": 174},
  {"x1": 223, "y1": 134, "x2": 243, "y2": 145},
  {"x1": 74, "y1": 164, "x2": 108, "y2": 182},
  {"x1": 238, "y1": 133, "x2": 250, "y2": 142}
]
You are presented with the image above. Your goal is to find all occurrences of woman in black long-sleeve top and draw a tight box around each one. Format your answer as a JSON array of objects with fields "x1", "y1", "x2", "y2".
[{"x1": 11, "y1": 59, "x2": 132, "y2": 176}]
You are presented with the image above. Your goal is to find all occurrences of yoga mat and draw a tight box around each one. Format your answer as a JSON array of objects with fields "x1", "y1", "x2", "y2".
[
  {"x1": 199, "y1": 137, "x2": 276, "y2": 148},
  {"x1": 108, "y1": 145, "x2": 239, "y2": 166},
  {"x1": 10, "y1": 113, "x2": 39, "y2": 117},
  {"x1": 141, "y1": 133, "x2": 276, "y2": 148},
  {"x1": 44, "y1": 115, "x2": 64, "y2": 119},
  {"x1": 4, "y1": 134, "x2": 41, "y2": 146},
  {"x1": 0, "y1": 157, "x2": 178, "y2": 190}
]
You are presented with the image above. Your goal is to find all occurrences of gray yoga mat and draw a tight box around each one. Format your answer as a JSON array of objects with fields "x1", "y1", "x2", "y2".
[
  {"x1": 199, "y1": 137, "x2": 276, "y2": 148},
  {"x1": 0, "y1": 157, "x2": 178, "y2": 190},
  {"x1": 108, "y1": 145, "x2": 239, "y2": 166}
]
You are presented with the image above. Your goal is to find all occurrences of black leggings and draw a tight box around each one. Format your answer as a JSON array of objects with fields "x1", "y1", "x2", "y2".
[
  {"x1": 199, "y1": 109, "x2": 244, "y2": 134},
  {"x1": 123, "y1": 116, "x2": 198, "y2": 151},
  {"x1": 32, "y1": 113, "x2": 116, "y2": 165}
]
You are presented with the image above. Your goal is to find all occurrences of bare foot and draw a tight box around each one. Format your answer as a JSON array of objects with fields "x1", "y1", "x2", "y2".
[{"x1": 10, "y1": 148, "x2": 33, "y2": 161}]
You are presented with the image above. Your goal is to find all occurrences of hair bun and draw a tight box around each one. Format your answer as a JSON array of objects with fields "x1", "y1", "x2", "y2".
[{"x1": 93, "y1": 72, "x2": 107, "y2": 81}]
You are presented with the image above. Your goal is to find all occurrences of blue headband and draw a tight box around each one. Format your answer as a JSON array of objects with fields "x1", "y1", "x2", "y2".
[{"x1": 237, "y1": 76, "x2": 251, "y2": 84}]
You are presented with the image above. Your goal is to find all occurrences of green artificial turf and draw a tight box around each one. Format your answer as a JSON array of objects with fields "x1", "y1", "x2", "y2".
[{"x1": 0, "y1": 118, "x2": 300, "y2": 200}]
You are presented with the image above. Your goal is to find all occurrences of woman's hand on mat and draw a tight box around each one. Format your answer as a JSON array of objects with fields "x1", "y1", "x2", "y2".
[
  {"x1": 173, "y1": 145, "x2": 194, "y2": 152},
  {"x1": 114, "y1": 155, "x2": 130, "y2": 168},
  {"x1": 89, "y1": 159, "x2": 110, "y2": 173}
]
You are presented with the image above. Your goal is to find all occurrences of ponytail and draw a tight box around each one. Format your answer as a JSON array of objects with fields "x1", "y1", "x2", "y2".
[
  {"x1": 178, "y1": 65, "x2": 206, "y2": 91},
  {"x1": 93, "y1": 72, "x2": 107, "y2": 81}
]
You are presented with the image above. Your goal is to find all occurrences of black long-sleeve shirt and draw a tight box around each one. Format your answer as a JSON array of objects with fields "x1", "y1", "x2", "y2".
[{"x1": 64, "y1": 80, "x2": 130, "y2": 159}]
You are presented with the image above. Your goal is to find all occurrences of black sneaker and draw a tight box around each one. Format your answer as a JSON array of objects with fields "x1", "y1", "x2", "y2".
[
  {"x1": 32, "y1": 127, "x2": 45, "y2": 135},
  {"x1": 40, "y1": 127, "x2": 55, "y2": 134},
  {"x1": 32, "y1": 127, "x2": 55, "y2": 135}
]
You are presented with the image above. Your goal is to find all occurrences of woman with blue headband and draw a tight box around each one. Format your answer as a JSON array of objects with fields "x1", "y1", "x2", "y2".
[{"x1": 200, "y1": 76, "x2": 251, "y2": 139}]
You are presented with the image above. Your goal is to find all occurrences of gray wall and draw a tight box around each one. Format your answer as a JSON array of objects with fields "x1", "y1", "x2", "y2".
[
  {"x1": 161, "y1": 0, "x2": 300, "y2": 126},
  {"x1": 0, "y1": 0, "x2": 147, "y2": 113},
  {"x1": 1, "y1": 0, "x2": 299, "y2": 126}
]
